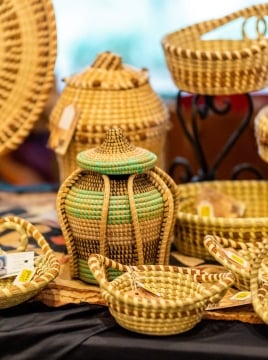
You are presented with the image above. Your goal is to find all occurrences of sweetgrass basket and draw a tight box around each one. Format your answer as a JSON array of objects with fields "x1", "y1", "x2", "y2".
[
  {"x1": 49, "y1": 51, "x2": 169, "y2": 182},
  {"x1": 255, "y1": 105, "x2": 268, "y2": 163},
  {"x1": 0, "y1": 216, "x2": 60, "y2": 309},
  {"x1": 176, "y1": 180, "x2": 268, "y2": 260},
  {"x1": 162, "y1": 3, "x2": 268, "y2": 95},
  {"x1": 88, "y1": 253, "x2": 234, "y2": 336},
  {"x1": 204, "y1": 234, "x2": 268, "y2": 290},
  {"x1": 250, "y1": 244, "x2": 268, "y2": 323},
  {"x1": 0, "y1": 0, "x2": 57, "y2": 155}
]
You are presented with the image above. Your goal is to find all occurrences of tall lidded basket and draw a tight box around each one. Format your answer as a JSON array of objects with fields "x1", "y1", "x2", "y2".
[
  {"x1": 56, "y1": 128, "x2": 179, "y2": 284},
  {"x1": 49, "y1": 51, "x2": 170, "y2": 183}
]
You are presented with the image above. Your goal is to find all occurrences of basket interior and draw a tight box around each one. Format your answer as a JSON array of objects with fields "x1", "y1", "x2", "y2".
[
  {"x1": 110, "y1": 270, "x2": 208, "y2": 302},
  {"x1": 178, "y1": 181, "x2": 268, "y2": 219}
]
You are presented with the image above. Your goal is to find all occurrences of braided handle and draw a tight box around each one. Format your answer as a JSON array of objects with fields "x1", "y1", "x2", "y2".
[
  {"x1": 184, "y1": 3, "x2": 268, "y2": 37},
  {"x1": 88, "y1": 253, "x2": 129, "y2": 292},
  {"x1": 204, "y1": 234, "x2": 251, "y2": 278},
  {"x1": 0, "y1": 216, "x2": 57, "y2": 256}
]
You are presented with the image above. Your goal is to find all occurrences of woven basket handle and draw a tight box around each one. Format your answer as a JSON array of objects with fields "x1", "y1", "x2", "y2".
[
  {"x1": 0, "y1": 217, "x2": 29, "y2": 253},
  {"x1": 0, "y1": 216, "x2": 58, "y2": 256},
  {"x1": 204, "y1": 234, "x2": 249, "y2": 277},
  {"x1": 88, "y1": 253, "x2": 129, "y2": 291},
  {"x1": 250, "y1": 243, "x2": 268, "y2": 323},
  {"x1": 190, "y1": 267, "x2": 235, "y2": 304},
  {"x1": 146, "y1": 169, "x2": 175, "y2": 264},
  {"x1": 188, "y1": 3, "x2": 268, "y2": 38}
]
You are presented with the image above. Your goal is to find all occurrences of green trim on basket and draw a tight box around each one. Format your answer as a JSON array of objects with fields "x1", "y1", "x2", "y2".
[{"x1": 65, "y1": 188, "x2": 164, "y2": 224}]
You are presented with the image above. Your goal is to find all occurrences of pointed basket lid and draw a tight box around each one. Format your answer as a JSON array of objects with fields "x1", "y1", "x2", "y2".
[
  {"x1": 64, "y1": 51, "x2": 149, "y2": 90},
  {"x1": 76, "y1": 128, "x2": 157, "y2": 175}
]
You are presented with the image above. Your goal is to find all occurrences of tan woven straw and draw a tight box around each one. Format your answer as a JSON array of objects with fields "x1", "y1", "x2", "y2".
[
  {"x1": 176, "y1": 180, "x2": 268, "y2": 260},
  {"x1": 0, "y1": 216, "x2": 60, "y2": 309},
  {"x1": 0, "y1": 0, "x2": 57, "y2": 155},
  {"x1": 49, "y1": 51, "x2": 169, "y2": 182},
  {"x1": 250, "y1": 244, "x2": 268, "y2": 323},
  {"x1": 254, "y1": 105, "x2": 268, "y2": 162},
  {"x1": 76, "y1": 127, "x2": 157, "y2": 175},
  {"x1": 162, "y1": 3, "x2": 268, "y2": 95},
  {"x1": 88, "y1": 253, "x2": 234, "y2": 335},
  {"x1": 204, "y1": 234, "x2": 268, "y2": 291},
  {"x1": 57, "y1": 128, "x2": 179, "y2": 284}
]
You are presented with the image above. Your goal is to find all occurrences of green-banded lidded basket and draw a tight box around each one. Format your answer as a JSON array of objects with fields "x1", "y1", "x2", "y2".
[{"x1": 56, "y1": 128, "x2": 179, "y2": 284}]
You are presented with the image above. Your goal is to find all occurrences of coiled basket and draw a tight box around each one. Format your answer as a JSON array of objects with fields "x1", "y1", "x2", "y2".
[
  {"x1": 88, "y1": 253, "x2": 234, "y2": 336},
  {"x1": 0, "y1": 216, "x2": 60, "y2": 309},
  {"x1": 57, "y1": 128, "x2": 179, "y2": 284},
  {"x1": 162, "y1": 3, "x2": 268, "y2": 95},
  {"x1": 176, "y1": 180, "x2": 268, "y2": 260}
]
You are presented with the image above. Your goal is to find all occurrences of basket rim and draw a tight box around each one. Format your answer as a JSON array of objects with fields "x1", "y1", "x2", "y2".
[
  {"x1": 177, "y1": 179, "x2": 268, "y2": 225},
  {"x1": 162, "y1": 3, "x2": 268, "y2": 61}
]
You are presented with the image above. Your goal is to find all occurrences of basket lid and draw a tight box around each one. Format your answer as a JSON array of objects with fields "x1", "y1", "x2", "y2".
[
  {"x1": 64, "y1": 51, "x2": 149, "y2": 90},
  {"x1": 76, "y1": 127, "x2": 157, "y2": 174}
]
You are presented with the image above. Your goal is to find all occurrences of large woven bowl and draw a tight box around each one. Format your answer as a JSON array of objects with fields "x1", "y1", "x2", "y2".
[
  {"x1": 162, "y1": 3, "x2": 268, "y2": 95},
  {"x1": 176, "y1": 180, "x2": 268, "y2": 260},
  {"x1": 88, "y1": 253, "x2": 234, "y2": 336},
  {"x1": 0, "y1": 0, "x2": 57, "y2": 155},
  {"x1": 204, "y1": 234, "x2": 268, "y2": 291},
  {"x1": 0, "y1": 216, "x2": 60, "y2": 309}
]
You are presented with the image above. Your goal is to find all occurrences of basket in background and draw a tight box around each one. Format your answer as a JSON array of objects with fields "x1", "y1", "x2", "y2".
[
  {"x1": 176, "y1": 180, "x2": 268, "y2": 260},
  {"x1": 49, "y1": 51, "x2": 170, "y2": 183},
  {"x1": 162, "y1": 3, "x2": 268, "y2": 95}
]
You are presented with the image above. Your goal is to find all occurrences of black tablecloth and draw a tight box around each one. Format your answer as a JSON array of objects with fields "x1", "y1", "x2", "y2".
[{"x1": 0, "y1": 301, "x2": 268, "y2": 360}]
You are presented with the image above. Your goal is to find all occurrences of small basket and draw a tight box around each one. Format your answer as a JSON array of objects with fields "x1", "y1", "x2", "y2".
[
  {"x1": 0, "y1": 216, "x2": 60, "y2": 309},
  {"x1": 162, "y1": 3, "x2": 268, "y2": 95},
  {"x1": 204, "y1": 234, "x2": 268, "y2": 290},
  {"x1": 250, "y1": 245, "x2": 268, "y2": 323},
  {"x1": 88, "y1": 253, "x2": 234, "y2": 336},
  {"x1": 175, "y1": 180, "x2": 268, "y2": 260}
]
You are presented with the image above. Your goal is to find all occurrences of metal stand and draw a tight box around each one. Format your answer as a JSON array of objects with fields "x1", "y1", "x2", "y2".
[{"x1": 169, "y1": 91, "x2": 264, "y2": 182}]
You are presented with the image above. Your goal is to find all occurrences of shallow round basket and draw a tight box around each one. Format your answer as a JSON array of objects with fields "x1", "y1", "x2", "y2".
[
  {"x1": 0, "y1": 216, "x2": 60, "y2": 309},
  {"x1": 204, "y1": 234, "x2": 268, "y2": 291},
  {"x1": 0, "y1": 0, "x2": 57, "y2": 155},
  {"x1": 176, "y1": 180, "x2": 268, "y2": 260},
  {"x1": 162, "y1": 3, "x2": 268, "y2": 95},
  {"x1": 88, "y1": 253, "x2": 234, "y2": 336}
]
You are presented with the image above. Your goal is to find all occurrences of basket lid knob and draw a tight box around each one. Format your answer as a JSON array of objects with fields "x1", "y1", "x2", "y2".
[
  {"x1": 63, "y1": 51, "x2": 149, "y2": 90},
  {"x1": 76, "y1": 127, "x2": 157, "y2": 175}
]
